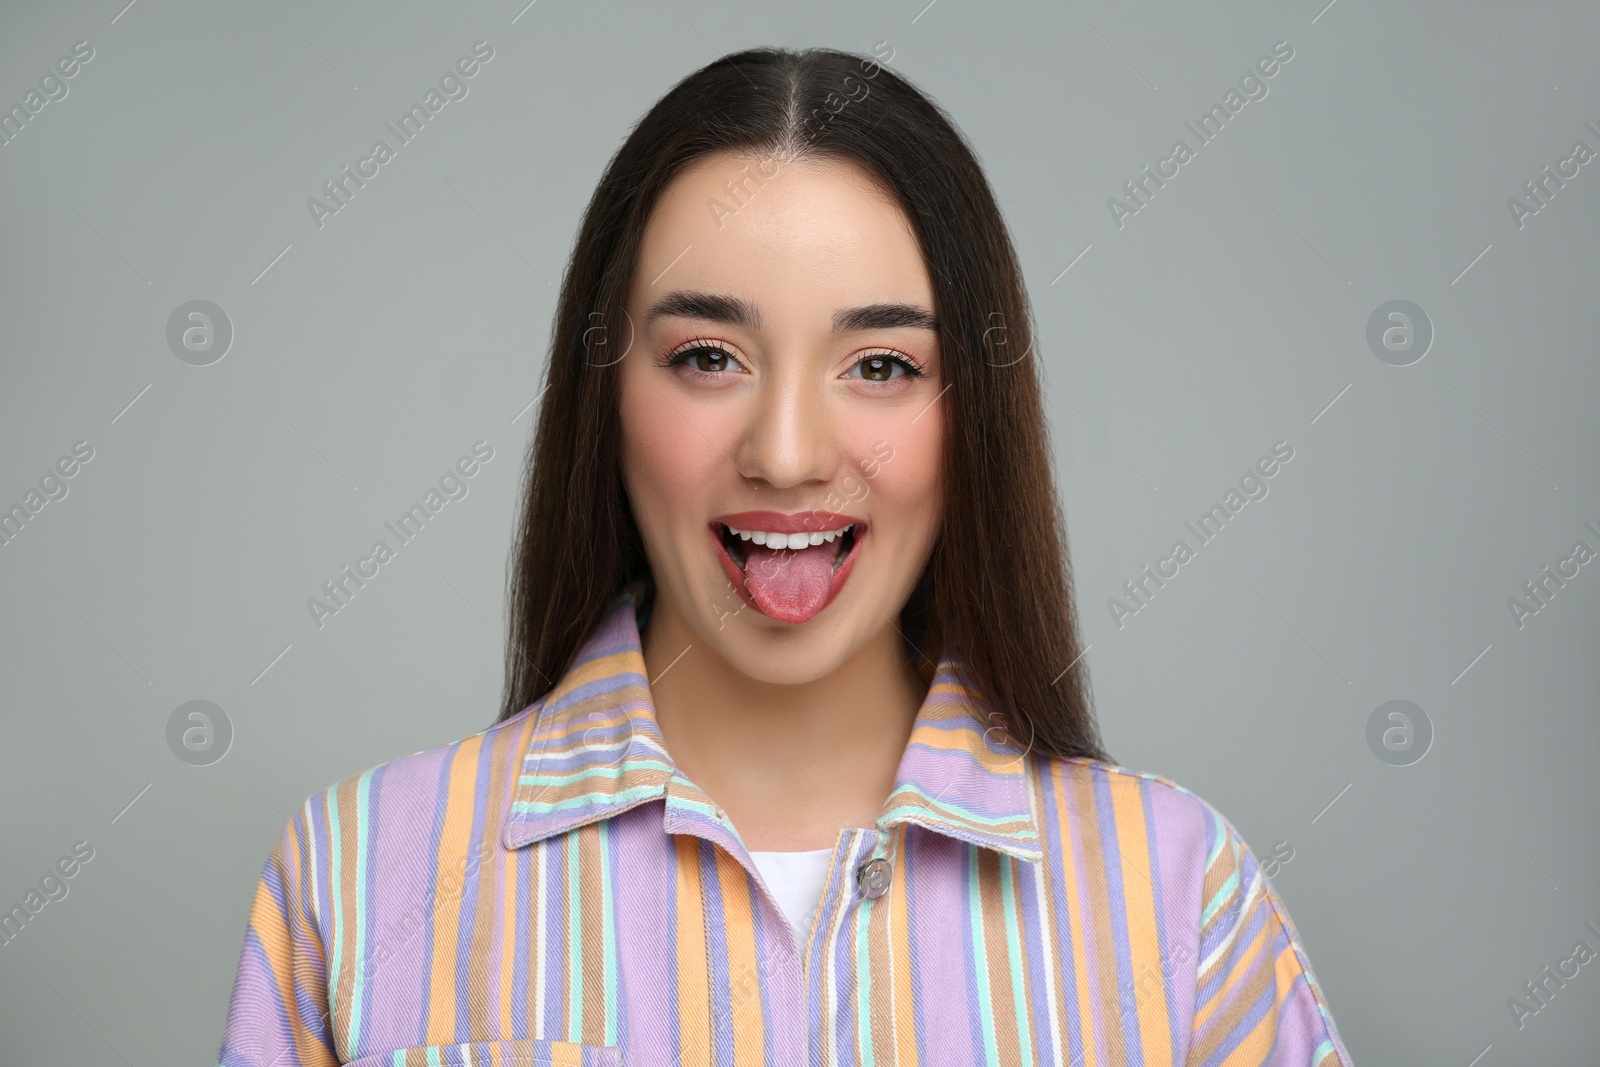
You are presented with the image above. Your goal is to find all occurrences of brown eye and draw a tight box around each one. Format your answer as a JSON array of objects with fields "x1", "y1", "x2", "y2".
[
  {"x1": 688, "y1": 348, "x2": 731, "y2": 373},
  {"x1": 664, "y1": 344, "x2": 738, "y2": 374},
  {"x1": 849, "y1": 353, "x2": 922, "y2": 382}
]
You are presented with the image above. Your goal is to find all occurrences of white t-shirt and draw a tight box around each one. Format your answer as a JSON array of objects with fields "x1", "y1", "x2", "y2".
[{"x1": 748, "y1": 847, "x2": 834, "y2": 947}]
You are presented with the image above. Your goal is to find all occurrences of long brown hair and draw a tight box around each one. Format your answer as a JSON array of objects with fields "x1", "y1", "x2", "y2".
[{"x1": 496, "y1": 46, "x2": 1107, "y2": 762}]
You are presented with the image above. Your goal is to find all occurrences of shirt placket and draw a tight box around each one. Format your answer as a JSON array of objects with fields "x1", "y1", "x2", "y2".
[{"x1": 661, "y1": 773, "x2": 911, "y2": 1067}]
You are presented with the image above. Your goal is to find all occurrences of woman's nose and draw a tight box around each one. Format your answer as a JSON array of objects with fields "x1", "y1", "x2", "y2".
[{"x1": 731, "y1": 367, "x2": 838, "y2": 490}]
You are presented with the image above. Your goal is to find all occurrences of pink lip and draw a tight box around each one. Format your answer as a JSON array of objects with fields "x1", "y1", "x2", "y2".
[{"x1": 708, "y1": 512, "x2": 867, "y2": 623}]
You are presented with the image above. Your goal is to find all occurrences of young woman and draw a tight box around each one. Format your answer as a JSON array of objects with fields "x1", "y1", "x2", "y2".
[{"x1": 217, "y1": 47, "x2": 1354, "y2": 1067}]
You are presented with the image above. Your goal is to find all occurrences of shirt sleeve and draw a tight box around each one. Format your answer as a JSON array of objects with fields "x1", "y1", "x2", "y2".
[
  {"x1": 215, "y1": 800, "x2": 340, "y2": 1067},
  {"x1": 1183, "y1": 811, "x2": 1355, "y2": 1067}
]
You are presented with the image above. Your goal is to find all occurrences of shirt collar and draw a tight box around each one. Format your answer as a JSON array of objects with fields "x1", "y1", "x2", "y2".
[{"x1": 502, "y1": 578, "x2": 1043, "y2": 863}]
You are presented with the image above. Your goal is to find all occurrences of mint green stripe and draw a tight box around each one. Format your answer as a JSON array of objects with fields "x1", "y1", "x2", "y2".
[
  {"x1": 855, "y1": 858, "x2": 875, "y2": 1063},
  {"x1": 518, "y1": 759, "x2": 673, "y2": 788},
  {"x1": 999, "y1": 856, "x2": 1034, "y2": 1055},
  {"x1": 1200, "y1": 869, "x2": 1240, "y2": 929},
  {"x1": 349, "y1": 770, "x2": 372, "y2": 1045},
  {"x1": 567, "y1": 831, "x2": 583, "y2": 1038},
  {"x1": 967, "y1": 844, "x2": 1001, "y2": 1067},
  {"x1": 877, "y1": 800, "x2": 1030, "y2": 831},
  {"x1": 1204, "y1": 818, "x2": 1228, "y2": 869},
  {"x1": 512, "y1": 784, "x2": 668, "y2": 814},
  {"x1": 599, "y1": 818, "x2": 617, "y2": 1045}
]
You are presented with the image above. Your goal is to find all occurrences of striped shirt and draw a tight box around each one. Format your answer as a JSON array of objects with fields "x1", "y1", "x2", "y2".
[{"x1": 215, "y1": 581, "x2": 1355, "y2": 1066}]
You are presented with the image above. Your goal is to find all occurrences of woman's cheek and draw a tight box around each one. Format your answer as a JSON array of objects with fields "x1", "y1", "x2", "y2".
[
  {"x1": 623, "y1": 387, "x2": 735, "y2": 514},
  {"x1": 845, "y1": 409, "x2": 939, "y2": 510}
]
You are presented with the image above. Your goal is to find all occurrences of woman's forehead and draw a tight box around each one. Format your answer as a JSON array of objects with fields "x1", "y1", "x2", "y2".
[{"x1": 629, "y1": 153, "x2": 932, "y2": 323}]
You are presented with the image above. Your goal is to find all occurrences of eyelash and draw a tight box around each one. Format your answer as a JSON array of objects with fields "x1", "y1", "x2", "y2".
[{"x1": 655, "y1": 337, "x2": 927, "y2": 382}]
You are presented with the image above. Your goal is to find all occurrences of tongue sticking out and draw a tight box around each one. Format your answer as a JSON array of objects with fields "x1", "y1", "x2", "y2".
[{"x1": 741, "y1": 542, "x2": 837, "y2": 623}]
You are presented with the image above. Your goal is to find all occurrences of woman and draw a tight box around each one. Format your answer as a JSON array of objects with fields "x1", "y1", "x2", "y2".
[{"x1": 216, "y1": 47, "x2": 1353, "y2": 1067}]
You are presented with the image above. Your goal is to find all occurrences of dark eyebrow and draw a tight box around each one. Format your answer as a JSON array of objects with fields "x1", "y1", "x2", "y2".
[
  {"x1": 642, "y1": 289, "x2": 938, "y2": 333},
  {"x1": 832, "y1": 302, "x2": 938, "y2": 332},
  {"x1": 642, "y1": 290, "x2": 761, "y2": 329}
]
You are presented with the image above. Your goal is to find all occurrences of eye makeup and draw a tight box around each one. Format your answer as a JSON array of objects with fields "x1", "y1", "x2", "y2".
[{"x1": 653, "y1": 337, "x2": 928, "y2": 382}]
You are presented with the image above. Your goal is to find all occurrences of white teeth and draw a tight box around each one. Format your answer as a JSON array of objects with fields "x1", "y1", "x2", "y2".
[{"x1": 725, "y1": 523, "x2": 854, "y2": 550}]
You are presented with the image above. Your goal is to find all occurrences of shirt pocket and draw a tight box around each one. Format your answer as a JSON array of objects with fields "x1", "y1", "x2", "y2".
[{"x1": 343, "y1": 1038, "x2": 625, "y2": 1067}]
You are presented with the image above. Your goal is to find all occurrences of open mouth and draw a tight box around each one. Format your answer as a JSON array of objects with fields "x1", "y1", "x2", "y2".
[
  {"x1": 716, "y1": 522, "x2": 857, "y2": 574},
  {"x1": 708, "y1": 513, "x2": 867, "y2": 624}
]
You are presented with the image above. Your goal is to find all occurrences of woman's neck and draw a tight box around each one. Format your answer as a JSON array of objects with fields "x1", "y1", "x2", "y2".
[{"x1": 641, "y1": 596, "x2": 927, "y2": 852}]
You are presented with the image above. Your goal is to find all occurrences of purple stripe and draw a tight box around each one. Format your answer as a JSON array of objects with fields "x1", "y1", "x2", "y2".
[
  {"x1": 541, "y1": 832, "x2": 567, "y2": 1037},
  {"x1": 363, "y1": 755, "x2": 439, "y2": 1039},
  {"x1": 903, "y1": 825, "x2": 931, "y2": 1066},
  {"x1": 957, "y1": 842, "x2": 985, "y2": 1064},
  {"x1": 1090, "y1": 772, "x2": 1145, "y2": 1067},
  {"x1": 1139, "y1": 776, "x2": 1184, "y2": 1058},
  {"x1": 696, "y1": 838, "x2": 736, "y2": 1064},
  {"x1": 602, "y1": 805, "x2": 627, "y2": 1049},
  {"x1": 511, "y1": 826, "x2": 531, "y2": 1033},
  {"x1": 612, "y1": 802, "x2": 676, "y2": 1053},
  {"x1": 418, "y1": 751, "x2": 454, "y2": 1040}
]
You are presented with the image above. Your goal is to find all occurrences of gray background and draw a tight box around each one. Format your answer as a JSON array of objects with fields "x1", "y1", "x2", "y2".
[{"x1": 1, "y1": 0, "x2": 1596, "y2": 1063}]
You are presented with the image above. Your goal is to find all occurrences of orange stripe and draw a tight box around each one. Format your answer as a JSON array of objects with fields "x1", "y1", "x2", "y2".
[
  {"x1": 1071, "y1": 769, "x2": 1127, "y2": 1066},
  {"x1": 467, "y1": 727, "x2": 514, "y2": 1029},
  {"x1": 1109, "y1": 777, "x2": 1172, "y2": 1063},
  {"x1": 1053, "y1": 765, "x2": 1100, "y2": 1067},
  {"x1": 331, "y1": 777, "x2": 360, "y2": 1039},
  {"x1": 862, "y1": 841, "x2": 896, "y2": 1064},
  {"x1": 424, "y1": 732, "x2": 486, "y2": 1039},
  {"x1": 500, "y1": 715, "x2": 537, "y2": 1037},
  {"x1": 675, "y1": 835, "x2": 711, "y2": 1062},
  {"x1": 715, "y1": 850, "x2": 766, "y2": 1062},
  {"x1": 249, "y1": 820, "x2": 321, "y2": 1062},
  {"x1": 889, "y1": 824, "x2": 919, "y2": 1065}
]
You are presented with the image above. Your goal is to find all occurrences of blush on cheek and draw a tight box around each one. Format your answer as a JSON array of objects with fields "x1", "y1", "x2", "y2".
[
  {"x1": 619, "y1": 376, "x2": 733, "y2": 530},
  {"x1": 840, "y1": 409, "x2": 940, "y2": 508}
]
